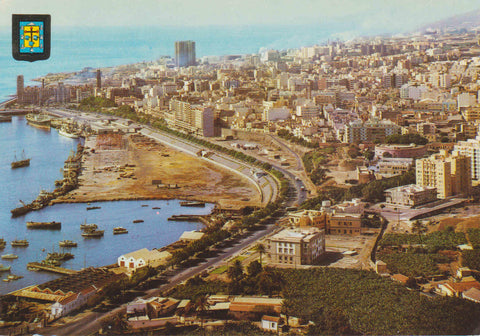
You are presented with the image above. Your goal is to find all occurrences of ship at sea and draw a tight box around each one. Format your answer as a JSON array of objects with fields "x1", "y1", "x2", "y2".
[
  {"x1": 26, "y1": 113, "x2": 51, "y2": 129},
  {"x1": 26, "y1": 221, "x2": 61, "y2": 230},
  {"x1": 11, "y1": 150, "x2": 30, "y2": 169}
]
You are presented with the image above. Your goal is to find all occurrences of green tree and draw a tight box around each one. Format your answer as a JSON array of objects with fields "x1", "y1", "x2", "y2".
[
  {"x1": 247, "y1": 260, "x2": 263, "y2": 277},
  {"x1": 227, "y1": 259, "x2": 244, "y2": 283},
  {"x1": 195, "y1": 294, "x2": 210, "y2": 328},
  {"x1": 254, "y1": 243, "x2": 267, "y2": 264},
  {"x1": 411, "y1": 220, "x2": 428, "y2": 245}
]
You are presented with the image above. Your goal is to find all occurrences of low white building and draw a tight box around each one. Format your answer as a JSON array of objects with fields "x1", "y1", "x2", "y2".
[
  {"x1": 51, "y1": 286, "x2": 97, "y2": 319},
  {"x1": 261, "y1": 315, "x2": 282, "y2": 332},
  {"x1": 384, "y1": 184, "x2": 437, "y2": 207},
  {"x1": 179, "y1": 230, "x2": 205, "y2": 242},
  {"x1": 118, "y1": 248, "x2": 172, "y2": 271}
]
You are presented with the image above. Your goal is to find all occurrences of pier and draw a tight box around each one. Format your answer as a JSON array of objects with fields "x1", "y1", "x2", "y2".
[
  {"x1": 167, "y1": 215, "x2": 209, "y2": 225},
  {"x1": 0, "y1": 109, "x2": 31, "y2": 116},
  {"x1": 27, "y1": 262, "x2": 77, "y2": 275}
]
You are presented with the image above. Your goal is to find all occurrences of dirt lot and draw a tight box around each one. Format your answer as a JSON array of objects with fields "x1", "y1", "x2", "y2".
[
  {"x1": 54, "y1": 134, "x2": 261, "y2": 209},
  {"x1": 425, "y1": 204, "x2": 480, "y2": 232}
]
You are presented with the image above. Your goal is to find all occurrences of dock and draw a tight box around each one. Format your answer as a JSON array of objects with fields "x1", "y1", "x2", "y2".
[
  {"x1": 27, "y1": 262, "x2": 77, "y2": 275},
  {"x1": 167, "y1": 215, "x2": 209, "y2": 225}
]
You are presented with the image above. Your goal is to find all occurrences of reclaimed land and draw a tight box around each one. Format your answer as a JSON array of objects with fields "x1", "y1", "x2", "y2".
[{"x1": 52, "y1": 133, "x2": 261, "y2": 209}]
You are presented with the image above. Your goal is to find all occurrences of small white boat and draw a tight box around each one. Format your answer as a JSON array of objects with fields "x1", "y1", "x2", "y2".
[{"x1": 1, "y1": 254, "x2": 18, "y2": 260}]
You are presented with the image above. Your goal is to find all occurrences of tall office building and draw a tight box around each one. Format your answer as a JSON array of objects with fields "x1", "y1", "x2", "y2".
[
  {"x1": 175, "y1": 40, "x2": 196, "y2": 67},
  {"x1": 17, "y1": 75, "x2": 24, "y2": 101},
  {"x1": 96, "y1": 69, "x2": 102, "y2": 89}
]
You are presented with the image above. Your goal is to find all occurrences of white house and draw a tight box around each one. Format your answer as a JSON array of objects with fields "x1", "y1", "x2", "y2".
[
  {"x1": 50, "y1": 285, "x2": 97, "y2": 319},
  {"x1": 261, "y1": 315, "x2": 282, "y2": 332},
  {"x1": 117, "y1": 248, "x2": 172, "y2": 271}
]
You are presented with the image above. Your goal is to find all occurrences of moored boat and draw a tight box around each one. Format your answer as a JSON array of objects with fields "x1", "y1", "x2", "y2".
[
  {"x1": 0, "y1": 238, "x2": 6, "y2": 249},
  {"x1": 11, "y1": 150, "x2": 30, "y2": 169},
  {"x1": 179, "y1": 201, "x2": 205, "y2": 207},
  {"x1": 86, "y1": 206, "x2": 101, "y2": 210},
  {"x1": 7, "y1": 274, "x2": 23, "y2": 280},
  {"x1": 46, "y1": 252, "x2": 74, "y2": 262},
  {"x1": 81, "y1": 229, "x2": 104, "y2": 238},
  {"x1": 80, "y1": 223, "x2": 98, "y2": 230},
  {"x1": 0, "y1": 264, "x2": 11, "y2": 272},
  {"x1": 11, "y1": 239, "x2": 29, "y2": 247},
  {"x1": 59, "y1": 126, "x2": 79, "y2": 139},
  {"x1": 26, "y1": 221, "x2": 61, "y2": 230},
  {"x1": 26, "y1": 113, "x2": 51, "y2": 129},
  {"x1": 1, "y1": 254, "x2": 18, "y2": 260},
  {"x1": 113, "y1": 227, "x2": 128, "y2": 235},
  {"x1": 59, "y1": 240, "x2": 77, "y2": 247}
]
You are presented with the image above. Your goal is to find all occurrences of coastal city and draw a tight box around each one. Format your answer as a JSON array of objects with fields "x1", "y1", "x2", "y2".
[{"x1": 3, "y1": 13, "x2": 480, "y2": 336}]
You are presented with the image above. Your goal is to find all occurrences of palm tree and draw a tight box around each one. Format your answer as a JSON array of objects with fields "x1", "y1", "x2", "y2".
[
  {"x1": 195, "y1": 295, "x2": 209, "y2": 328},
  {"x1": 254, "y1": 243, "x2": 266, "y2": 265},
  {"x1": 227, "y1": 259, "x2": 244, "y2": 283},
  {"x1": 411, "y1": 220, "x2": 427, "y2": 246}
]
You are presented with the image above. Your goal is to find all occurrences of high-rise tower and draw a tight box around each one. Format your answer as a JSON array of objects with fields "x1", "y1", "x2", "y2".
[
  {"x1": 96, "y1": 69, "x2": 101, "y2": 89},
  {"x1": 16, "y1": 75, "x2": 24, "y2": 101},
  {"x1": 175, "y1": 41, "x2": 196, "y2": 67}
]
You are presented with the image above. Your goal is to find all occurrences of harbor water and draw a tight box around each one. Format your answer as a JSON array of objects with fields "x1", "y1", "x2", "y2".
[{"x1": 0, "y1": 116, "x2": 213, "y2": 294}]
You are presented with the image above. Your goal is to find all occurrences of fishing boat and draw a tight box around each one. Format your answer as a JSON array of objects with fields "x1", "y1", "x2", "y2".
[
  {"x1": 11, "y1": 239, "x2": 29, "y2": 247},
  {"x1": 86, "y1": 206, "x2": 101, "y2": 210},
  {"x1": 133, "y1": 219, "x2": 144, "y2": 223},
  {"x1": 59, "y1": 240, "x2": 77, "y2": 247},
  {"x1": 179, "y1": 201, "x2": 206, "y2": 207},
  {"x1": 113, "y1": 227, "x2": 128, "y2": 235},
  {"x1": 11, "y1": 203, "x2": 32, "y2": 217},
  {"x1": 26, "y1": 113, "x2": 51, "y2": 129},
  {"x1": 59, "y1": 126, "x2": 79, "y2": 139},
  {"x1": 26, "y1": 221, "x2": 61, "y2": 230},
  {"x1": 1, "y1": 254, "x2": 18, "y2": 260},
  {"x1": 80, "y1": 220, "x2": 97, "y2": 230},
  {"x1": 81, "y1": 229, "x2": 104, "y2": 238},
  {"x1": 7, "y1": 274, "x2": 23, "y2": 280},
  {"x1": 0, "y1": 264, "x2": 11, "y2": 272},
  {"x1": 11, "y1": 150, "x2": 30, "y2": 169},
  {"x1": 46, "y1": 252, "x2": 74, "y2": 262}
]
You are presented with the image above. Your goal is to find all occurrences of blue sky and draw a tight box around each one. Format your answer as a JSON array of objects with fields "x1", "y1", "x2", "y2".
[{"x1": 0, "y1": 0, "x2": 479, "y2": 32}]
